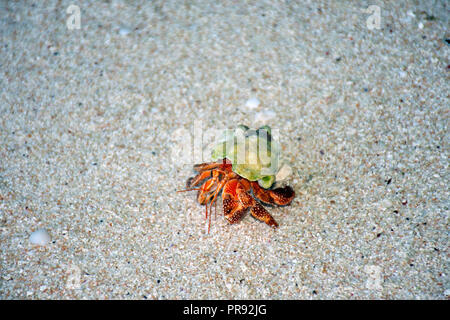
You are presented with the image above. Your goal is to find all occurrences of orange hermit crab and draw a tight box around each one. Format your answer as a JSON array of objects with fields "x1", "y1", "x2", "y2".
[{"x1": 179, "y1": 125, "x2": 295, "y2": 232}]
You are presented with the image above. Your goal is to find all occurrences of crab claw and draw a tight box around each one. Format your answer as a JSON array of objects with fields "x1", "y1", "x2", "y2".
[
  {"x1": 222, "y1": 179, "x2": 280, "y2": 228},
  {"x1": 251, "y1": 182, "x2": 295, "y2": 206},
  {"x1": 222, "y1": 179, "x2": 248, "y2": 224},
  {"x1": 268, "y1": 186, "x2": 295, "y2": 205}
]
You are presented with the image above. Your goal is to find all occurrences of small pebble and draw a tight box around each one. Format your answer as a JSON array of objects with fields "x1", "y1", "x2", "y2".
[
  {"x1": 380, "y1": 199, "x2": 392, "y2": 210},
  {"x1": 119, "y1": 27, "x2": 131, "y2": 36},
  {"x1": 245, "y1": 97, "x2": 260, "y2": 109},
  {"x1": 29, "y1": 229, "x2": 51, "y2": 246},
  {"x1": 275, "y1": 162, "x2": 293, "y2": 182}
]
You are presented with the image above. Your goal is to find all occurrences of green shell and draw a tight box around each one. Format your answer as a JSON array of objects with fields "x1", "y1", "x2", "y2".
[{"x1": 211, "y1": 125, "x2": 280, "y2": 189}]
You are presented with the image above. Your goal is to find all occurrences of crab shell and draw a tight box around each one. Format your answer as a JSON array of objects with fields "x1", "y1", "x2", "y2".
[{"x1": 211, "y1": 125, "x2": 281, "y2": 189}]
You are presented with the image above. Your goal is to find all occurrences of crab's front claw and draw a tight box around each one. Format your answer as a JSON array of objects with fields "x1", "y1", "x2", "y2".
[
  {"x1": 222, "y1": 179, "x2": 248, "y2": 224},
  {"x1": 223, "y1": 197, "x2": 247, "y2": 224},
  {"x1": 251, "y1": 182, "x2": 295, "y2": 206},
  {"x1": 270, "y1": 186, "x2": 295, "y2": 206}
]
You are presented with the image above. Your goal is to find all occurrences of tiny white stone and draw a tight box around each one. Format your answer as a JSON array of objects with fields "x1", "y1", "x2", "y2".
[
  {"x1": 418, "y1": 22, "x2": 424, "y2": 29},
  {"x1": 255, "y1": 110, "x2": 276, "y2": 123},
  {"x1": 119, "y1": 27, "x2": 131, "y2": 36},
  {"x1": 245, "y1": 97, "x2": 260, "y2": 109},
  {"x1": 29, "y1": 229, "x2": 51, "y2": 246},
  {"x1": 380, "y1": 199, "x2": 392, "y2": 210},
  {"x1": 315, "y1": 56, "x2": 324, "y2": 64},
  {"x1": 275, "y1": 162, "x2": 293, "y2": 182}
]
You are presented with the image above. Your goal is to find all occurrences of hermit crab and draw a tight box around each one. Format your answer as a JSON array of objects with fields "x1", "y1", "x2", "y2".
[{"x1": 179, "y1": 125, "x2": 295, "y2": 232}]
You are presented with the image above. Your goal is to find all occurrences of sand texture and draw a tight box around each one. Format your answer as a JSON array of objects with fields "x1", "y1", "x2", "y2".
[{"x1": 0, "y1": 0, "x2": 449, "y2": 299}]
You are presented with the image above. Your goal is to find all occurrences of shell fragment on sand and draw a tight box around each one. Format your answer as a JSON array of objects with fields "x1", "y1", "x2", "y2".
[
  {"x1": 245, "y1": 97, "x2": 260, "y2": 110},
  {"x1": 29, "y1": 229, "x2": 51, "y2": 246}
]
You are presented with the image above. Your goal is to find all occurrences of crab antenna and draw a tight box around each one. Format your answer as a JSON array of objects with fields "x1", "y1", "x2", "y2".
[
  {"x1": 214, "y1": 196, "x2": 217, "y2": 220},
  {"x1": 176, "y1": 188, "x2": 202, "y2": 193},
  {"x1": 208, "y1": 207, "x2": 212, "y2": 234},
  {"x1": 205, "y1": 177, "x2": 228, "y2": 234}
]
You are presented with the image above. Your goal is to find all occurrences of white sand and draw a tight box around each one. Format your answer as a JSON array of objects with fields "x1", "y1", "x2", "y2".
[{"x1": 0, "y1": 0, "x2": 448, "y2": 299}]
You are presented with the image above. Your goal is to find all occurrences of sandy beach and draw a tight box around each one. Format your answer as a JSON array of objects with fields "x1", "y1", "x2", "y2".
[{"x1": 0, "y1": 0, "x2": 448, "y2": 299}]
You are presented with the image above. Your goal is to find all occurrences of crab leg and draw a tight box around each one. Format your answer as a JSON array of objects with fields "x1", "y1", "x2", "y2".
[
  {"x1": 236, "y1": 180, "x2": 279, "y2": 228},
  {"x1": 207, "y1": 174, "x2": 230, "y2": 215},
  {"x1": 222, "y1": 179, "x2": 251, "y2": 224},
  {"x1": 204, "y1": 174, "x2": 233, "y2": 233},
  {"x1": 198, "y1": 171, "x2": 227, "y2": 231},
  {"x1": 185, "y1": 170, "x2": 213, "y2": 189},
  {"x1": 222, "y1": 179, "x2": 280, "y2": 228},
  {"x1": 249, "y1": 202, "x2": 279, "y2": 229},
  {"x1": 203, "y1": 170, "x2": 236, "y2": 232},
  {"x1": 198, "y1": 175, "x2": 218, "y2": 206}
]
